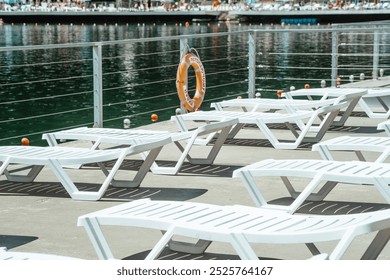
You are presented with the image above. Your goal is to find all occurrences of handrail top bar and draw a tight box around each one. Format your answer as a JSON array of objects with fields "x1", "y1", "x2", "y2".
[{"x1": 0, "y1": 24, "x2": 389, "y2": 53}]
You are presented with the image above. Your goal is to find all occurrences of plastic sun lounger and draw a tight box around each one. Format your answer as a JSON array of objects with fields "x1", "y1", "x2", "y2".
[
  {"x1": 0, "y1": 247, "x2": 81, "y2": 260},
  {"x1": 283, "y1": 87, "x2": 390, "y2": 118},
  {"x1": 77, "y1": 198, "x2": 390, "y2": 260},
  {"x1": 312, "y1": 136, "x2": 390, "y2": 163},
  {"x1": 42, "y1": 119, "x2": 238, "y2": 175},
  {"x1": 232, "y1": 159, "x2": 390, "y2": 213},
  {"x1": 0, "y1": 138, "x2": 170, "y2": 200},
  {"x1": 311, "y1": 119, "x2": 390, "y2": 163},
  {"x1": 210, "y1": 88, "x2": 366, "y2": 127},
  {"x1": 171, "y1": 101, "x2": 348, "y2": 150}
]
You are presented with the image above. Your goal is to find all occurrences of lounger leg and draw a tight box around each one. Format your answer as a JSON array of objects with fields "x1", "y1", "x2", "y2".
[
  {"x1": 80, "y1": 217, "x2": 115, "y2": 260},
  {"x1": 361, "y1": 228, "x2": 390, "y2": 260},
  {"x1": 288, "y1": 173, "x2": 329, "y2": 214},
  {"x1": 3, "y1": 165, "x2": 44, "y2": 183},
  {"x1": 282, "y1": 176, "x2": 338, "y2": 201},
  {"x1": 169, "y1": 125, "x2": 229, "y2": 168},
  {"x1": 333, "y1": 97, "x2": 360, "y2": 126},
  {"x1": 305, "y1": 243, "x2": 321, "y2": 256},
  {"x1": 186, "y1": 123, "x2": 232, "y2": 165},
  {"x1": 372, "y1": 177, "x2": 390, "y2": 204},
  {"x1": 148, "y1": 122, "x2": 234, "y2": 175},
  {"x1": 146, "y1": 227, "x2": 176, "y2": 260},
  {"x1": 227, "y1": 123, "x2": 245, "y2": 139},
  {"x1": 238, "y1": 170, "x2": 269, "y2": 207},
  {"x1": 1, "y1": 157, "x2": 44, "y2": 182},
  {"x1": 314, "y1": 145, "x2": 335, "y2": 161},
  {"x1": 97, "y1": 146, "x2": 163, "y2": 188},
  {"x1": 229, "y1": 233, "x2": 259, "y2": 260},
  {"x1": 168, "y1": 239, "x2": 212, "y2": 255},
  {"x1": 47, "y1": 159, "x2": 90, "y2": 200},
  {"x1": 375, "y1": 148, "x2": 390, "y2": 163}
]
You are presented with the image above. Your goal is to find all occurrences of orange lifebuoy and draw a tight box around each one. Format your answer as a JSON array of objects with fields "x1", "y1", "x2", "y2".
[{"x1": 176, "y1": 53, "x2": 206, "y2": 112}]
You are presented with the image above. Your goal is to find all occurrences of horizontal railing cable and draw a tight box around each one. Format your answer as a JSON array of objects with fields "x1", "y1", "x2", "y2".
[
  {"x1": 0, "y1": 74, "x2": 93, "y2": 87},
  {"x1": 0, "y1": 58, "x2": 93, "y2": 69},
  {"x1": 103, "y1": 63, "x2": 178, "y2": 76},
  {"x1": 0, "y1": 90, "x2": 93, "y2": 105},
  {"x1": 0, "y1": 107, "x2": 93, "y2": 124}
]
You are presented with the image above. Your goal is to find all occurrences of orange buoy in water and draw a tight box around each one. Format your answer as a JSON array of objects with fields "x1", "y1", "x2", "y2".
[
  {"x1": 276, "y1": 90, "x2": 283, "y2": 98},
  {"x1": 304, "y1": 84, "x2": 310, "y2": 89},
  {"x1": 185, "y1": 21, "x2": 190, "y2": 27},
  {"x1": 21, "y1": 137, "x2": 30, "y2": 146},
  {"x1": 151, "y1": 114, "x2": 158, "y2": 122}
]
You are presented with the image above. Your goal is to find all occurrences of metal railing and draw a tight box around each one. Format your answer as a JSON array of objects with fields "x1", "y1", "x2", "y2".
[{"x1": 0, "y1": 21, "x2": 389, "y2": 146}]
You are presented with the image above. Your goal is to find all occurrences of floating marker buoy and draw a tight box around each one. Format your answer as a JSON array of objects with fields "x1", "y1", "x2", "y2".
[
  {"x1": 276, "y1": 90, "x2": 283, "y2": 98},
  {"x1": 151, "y1": 114, "x2": 158, "y2": 122},
  {"x1": 304, "y1": 84, "x2": 310, "y2": 89},
  {"x1": 21, "y1": 138, "x2": 30, "y2": 146},
  {"x1": 123, "y1": 118, "x2": 131, "y2": 129}
]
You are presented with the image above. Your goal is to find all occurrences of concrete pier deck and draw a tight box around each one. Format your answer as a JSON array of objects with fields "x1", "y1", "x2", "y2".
[{"x1": 1, "y1": 85, "x2": 390, "y2": 260}]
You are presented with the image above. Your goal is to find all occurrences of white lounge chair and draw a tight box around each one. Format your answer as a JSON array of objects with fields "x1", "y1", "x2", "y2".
[
  {"x1": 312, "y1": 135, "x2": 390, "y2": 163},
  {"x1": 0, "y1": 138, "x2": 170, "y2": 200},
  {"x1": 283, "y1": 87, "x2": 390, "y2": 119},
  {"x1": 211, "y1": 88, "x2": 366, "y2": 127},
  {"x1": 77, "y1": 198, "x2": 390, "y2": 260},
  {"x1": 0, "y1": 247, "x2": 81, "y2": 260},
  {"x1": 311, "y1": 119, "x2": 390, "y2": 163},
  {"x1": 42, "y1": 119, "x2": 238, "y2": 175},
  {"x1": 232, "y1": 158, "x2": 390, "y2": 213},
  {"x1": 172, "y1": 101, "x2": 348, "y2": 150}
]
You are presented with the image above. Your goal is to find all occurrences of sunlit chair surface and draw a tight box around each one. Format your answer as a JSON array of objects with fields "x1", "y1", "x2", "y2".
[
  {"x1": 0, "y1": 138, "x2": 171, "y2": 201},
  {"x1": 172, "y1": 101, "x2": 348, "y2": 149},
  {"x1": 312, "y1": 119, "x2": 390, "y2": 162},
  {"x1": 283, "y1": 87, "x2": 390, "y2": 119},
  {"x1": 211, "y1": 87, "x2": 366, "y2": 127},
  {"x1": 42, "y1": 119, "x2": 238, "y2": 175},
  {"x1": 232, "y1": 158, "x2": 390, "y2": 213},
  {"x1": 78, "y1": 198, "x2": 390, "y2": 260}
]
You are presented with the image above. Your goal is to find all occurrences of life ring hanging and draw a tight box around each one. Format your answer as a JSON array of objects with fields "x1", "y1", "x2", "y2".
[{"x1": 176, "y1": 52, "x2": 206, "y2": 112}]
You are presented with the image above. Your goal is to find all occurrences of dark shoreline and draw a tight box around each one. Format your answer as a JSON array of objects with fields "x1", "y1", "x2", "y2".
[{"x1": 0, "y1": 10, "x2": 389, "y2": 24}]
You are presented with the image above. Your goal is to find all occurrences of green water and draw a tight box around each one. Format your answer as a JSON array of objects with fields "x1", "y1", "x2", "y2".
[{"x1": 0, "y1": 22, "x2": 383, "y2": 145}]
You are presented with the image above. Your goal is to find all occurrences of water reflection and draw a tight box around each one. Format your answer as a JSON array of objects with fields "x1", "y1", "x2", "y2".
[{"x1": 0, "y1": 22, "x2": 387, "y2": 145}]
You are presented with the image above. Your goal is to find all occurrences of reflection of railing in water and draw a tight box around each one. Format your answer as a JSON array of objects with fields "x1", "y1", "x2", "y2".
[{"x1": 0, "y1": 21, "x2": 389, "y2": 145}]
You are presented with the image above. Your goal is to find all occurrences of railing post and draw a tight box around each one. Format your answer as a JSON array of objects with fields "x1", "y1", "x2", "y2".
[
  {"x1": 248, "y1": 31, "x2": 256, "y2": 98},
  {"x1": 93, "y1": 44, "x2": 103, "y2": 128},
  {"x1": 179, "y1": 38, "x2": 188, "y2": 59},
  {"x1": 331, "y1": 28, "x2": 339, "y2": 88},
  {"x1": 373, "y1": 31, "x2": 379, "y2": 80},
  {"x1": 178, "y1": 38, "x2": 189, "y2": 113}
]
